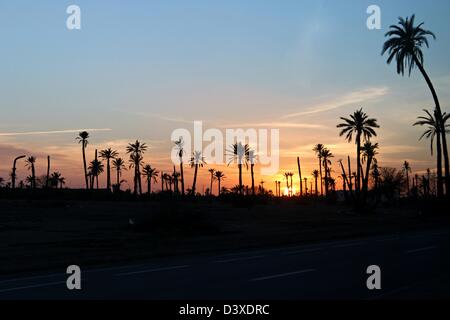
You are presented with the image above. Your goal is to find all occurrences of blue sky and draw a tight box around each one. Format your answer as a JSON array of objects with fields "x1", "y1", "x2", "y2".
[{"x1": 1, "y1": 0, "x2": 450, "y2": 188}]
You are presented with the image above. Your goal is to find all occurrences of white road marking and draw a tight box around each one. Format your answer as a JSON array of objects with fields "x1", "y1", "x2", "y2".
[
  {"x1": 251, "y1": 269, "x2": 315, "y2": 282},
  {"x1": 115, "y1": 265, "x2": 189, "y2": 276},
  {"x1": 0, "y1": 281, "x2": 66, "y2": 293},
  {"x1": 214, "y1": 256, "x2": 264, "y2": 264},
  {"x1": 405, "y1": 246, "x2": 437, "y2": 254},
  {"x1": 283, "y1": 248, "x2": 323, "y2": 255}
]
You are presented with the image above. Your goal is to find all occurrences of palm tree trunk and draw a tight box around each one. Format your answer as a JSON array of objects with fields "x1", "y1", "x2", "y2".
[
  {"x1": 46, "y1": 156, "x2": 50, "y2": 189},
  {"x1": 436, "y1": 133, "x2": 444, "y2": 197},
  {"x1": 251, "y1": 164, "x2": 255, "y2": 196},
  {"x1": 210, "y1": 173, "x2": 214, "y2": 196},
  {"x1": 180, "y1": 159, "x2": 185, "y2": 196},
  {"x1": 106, "y1": 159, "x2": 111, "y2": 191},
  {"x1": 116, "y1": 169, "x2": 120, "y2": 191},
  {"x1": 218, "y1": 179, "x2": 221, "y2": 196},
  {"x1": 413, "y1": 55, "x2": 450, "y2": 196},
  {"x1": 238, "y1": 164, "x2": 243, "y2": 195},
  {"x1": 192, "y1": 165, "x2": 198, "y2": 195},
  {"x1": 315, "y1": 177, "x2": 318, "y2": 196},
  {"x1": 356, "y1": 133, "x2": 361, "y2": 193},
  {"x1": 318, "y1": 157, "x2": 323, "y2": 195},
  {"x1": 347, "y1": 156, "x2": 353, "y2": 193},
  {"x1": 82, "y1": 144, "x2": 88, "y2": 189},
  {"x1": 406, "y1": 171, "x2": 410, "y2": 195},
  {"x1": 297, "y1": 157, "x2": 303, "y2": 196},
  {"x1": 161, "y1": 172, "x2": 164, "y2": 192},
  {"x1": 31, "y1": 164, "x2": 36, "y2": 189},
  {"x1": 147, "y1": 178, "x2": 151, "y2": 196}
]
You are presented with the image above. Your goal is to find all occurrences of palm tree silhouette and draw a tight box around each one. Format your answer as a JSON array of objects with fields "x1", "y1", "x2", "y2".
[
  {"x1": 76, "y1": 131, "x2": 90, "y2": 189},
  {"x1": 99, "y1": 148, "x2": 118, "y2": 192},
  {"x1": 88, "y1": 157, "x2": 104, "y2": 190},
  {"x1": 50, "y1": 172, "x2": 62, "y2": 189},
  {"x1": 174, "y1": 138, "x2": 186, "y2": 196},
  {"x1": 312, "y1": 170, "x2": 319, "y2": 196},
  {"x1": 289, "y1": 172, "x2": 294, "y2": 196},
  {"x1": 25, "y1": 156, "x2": 36, "y2": 189},
  {"x1": 112, "y1": 158, "x2": 126, "y2": 191},
  {"x1": 361, "y1": 142, "x2": 379, "y2": 194},
  {"x1": 383, "y1": 15, "x2": 450, "y2": 194},
  {"x1": 208, "y1": 168, "x2": 216, "y2": 196},
  {"x1": 142, "y1": 164, "x2": 158, "y2": 195},
  {"x1": 126, "y1": 140, "x2": 148, "y2": 195},
  {"x1": 58, "y1": 176, "x2": 66, "y2": 189},
  {"x1": 248, "y1": 150, "x2": 257, "y2": 195},
  {"x1": 413, "y1": 109, "x2": 450, "y2": 197},
  {"x1": 214, "y1": 171, "x2": 226, "y2": 196},
  {"x1": 313, "y1": 144, "x2": 325, "y2": 195},
  {"x1": 337, "y1": 109, "x2": 379, "y2": 193},
  {"x1": 227, "y1": 142, "x2": 250, "y2": 195},
  {"x1": 45, "y1": 156, "x2": 51, "y2": 189},
  {"x1": 402, "y1": 161, "x2": 412, "y2": 194},
  {"x1": 284, "y1": 172, "x2": 290, "y2": 196},
  {"x1": 320, "y1": 148, "x2": 334, "y2": 196},
  {"x1": 172, "y1": 167, "x2": 181, "y2": 193},
  {"x1": 190, "y1": 151, "x2": 206, "y2": 196}
]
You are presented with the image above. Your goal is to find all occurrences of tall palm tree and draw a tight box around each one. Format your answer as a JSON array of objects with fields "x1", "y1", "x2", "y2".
[
  {"x1": 50, "y1": 172, "x2": 62, "y2": 189},
  {"x1": 248, "y1": 150, "x2": 257, "y2": 195},
  {"x1": 99, "y1": 148, "x2": 118, "y2": 191},
  {"x1": 413, "y1": 109, "x2": 450, "y2": 197},
  {"x1": 320, "y1": 148, "x2": 334, "y2": 196},
  {"x1": 337, "y1": 109, "x2": 379, "y2": 193},
  {"x1": 312, "y1": 170, "x2": 319, "y2": 196},
  {"x1": 112, "y1": 158, "x2": 126, "y2": 191},
  {"x1": 313, "y1": 144, "x2": 325, "y2": 195},
  {"x1": 11, "y1": 155, "x2": 26, "y2": 189},
  {"x1": 126, "y1": 140, "x2": 148, "y2": 195},
  {"x1": 383, "y1": 15, "x2": 450, "y2": 195},
  {"x1": 214, "y1": 171, "x2": 226, "y2": 196},
  {"x1": 284, "y1": 172, "x2": 291, "y2": 196},
  {"x1": 361, "y1": 142, "x2": 379, "y2": 194},
  {"x1": 190, "y1": 151, "x2": 206, "y2": 196},
  {"x1": 174, "y1": 138, "x2": 185, "y2": 195},
  {"x1": 142, "y1": 164, "x2": 158, "y2": 195},
  {"x1": 25, "y1": 156, "x2": 36, "y2": 189},
  {"x1": 172, "y1": 168, "x2": 181, "y2": 193},
  {"x1": 227, "y1": 142, "x2": 250, "y2": 195},
  {"x1": 402, "y1": 161, "x2": 412, "y2": 194},
  {"x1": 76, "y1": 131, "x2": 90, "y2": 189},
  {"x1": 208, "y1": 168, "x2": 216, "y2": 196},
  {"x1": 289, "y1": 172, "x2": 294, "y2": 196}
]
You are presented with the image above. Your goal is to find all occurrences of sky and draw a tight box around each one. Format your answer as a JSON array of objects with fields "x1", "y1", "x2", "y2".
[{"x1": 1, "y1": 0, "x2": 450, "y2": 193}]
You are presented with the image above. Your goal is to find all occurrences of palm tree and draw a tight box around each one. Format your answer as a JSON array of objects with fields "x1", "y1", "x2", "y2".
[
  {"x1": 45, "y1": 156, "x2": 51, "y2": 188},
  {"x1": 313, "y1": 144, "x2": 325, "y2": 195},
  {"x1": 361, "y1": 142, "x2": 379, "y2": 194},
  {"x1": 174, "y1": 138, "x2": 185, "y2": 195},
  {"x1": 208, "y1": 168, "x2": 216, "y2": 196},
  {"x1": 112, "y1": 158, "x2": 126, "y2": 191},
  {"x1": 76, "y1": 131, "x2": 90, "y2": 189},
  {"x1": 214, "y1": 171, "x2": 226, "y2": 196},
  {"x1": 172, "y1": 168, "x2": 181, "y2": 193},
  {"x1": 402, "y1": 161, "x2": 412, "y2": 194},
  {"x1": 99, "y1": 148, "x2": 118, "y2": 191},
  {"x1": 227, "y1": 142, "x2": 250, "y2": 195},
  {"x1": 413, "y1": 109, "x2": 450, "y2": 197},
  {"x1": 337, "y1": 109, "x2": 379, "y2": 193},
  {"x1": 312, "y1": 170, "x2": 319, "y2": 196},
  {"x1": 25, "y1": 156, "x2": 36, "y2": 189},
  {"x1": 320, "y1": 148, "x2": 334, "y2": 196},
  {"x1": 88, "y1": 158, "x2": 104, "y2": 189},
  {"x1": 284, "y1": 172, "x2": 290, "y2": 196},
  {"x1": 126, "y1": 140, "x2": 148, "y2": 195},
  {"x1": 248, "y1": 150, "x2": 257, "y2": 195},
  {"x1": 190, "y1": 151, "x2": 206, "y2": 196},
  {"x1": 58, "y1": 176, "x2": 66, "y2": 189},
  {"x1": 50, "y1": 172, "x2": 62, "y2": 189},
  {"x1": 289, "y1": 172, "x2": 294, "y2": 196},
  {"x1": 142, "y1": 164, "x2": 158, "y2": 195},
  {"x1": 383, "y1": 15, "x2": 449, "y2": 194}
]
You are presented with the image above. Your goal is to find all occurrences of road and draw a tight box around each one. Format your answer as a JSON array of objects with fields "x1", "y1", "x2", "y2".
[{"x1": 1, "y1": 228, "x2": 450, "y2": 299}]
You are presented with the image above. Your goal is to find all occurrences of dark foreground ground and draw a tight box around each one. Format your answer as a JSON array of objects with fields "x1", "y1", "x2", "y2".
[{"x1": 1, "y1": 198, "x2": 450, "y2": 299}]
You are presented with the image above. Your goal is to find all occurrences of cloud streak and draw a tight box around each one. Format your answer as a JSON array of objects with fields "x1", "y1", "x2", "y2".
[
  {"x1": 0, "y1": 129, "x2": 112, "y2": 137},
  {"x1": 281, "y1": 87, "x2": 389, "y2": 119}
]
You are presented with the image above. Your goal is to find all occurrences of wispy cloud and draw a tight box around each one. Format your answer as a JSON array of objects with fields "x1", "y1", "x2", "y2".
[
  {"x1": 222, "y1": 122, "x2": 326, "y2": 129},
  {"x1": 0, "y1": 129, "x2": 112, "y2": 137},
  {"x1": 281, "y1": 87, "x2": 389, "y2": 119}
]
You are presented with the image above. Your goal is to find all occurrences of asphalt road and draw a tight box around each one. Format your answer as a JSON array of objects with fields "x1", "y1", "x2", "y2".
[{"x1": 1, "y1": 228, "x2": 450, "y2": 300}]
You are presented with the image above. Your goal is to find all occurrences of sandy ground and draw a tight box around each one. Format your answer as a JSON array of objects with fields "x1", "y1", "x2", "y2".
[{"x1": 1, "y1": 198, "x2": 449, "y2": 275}]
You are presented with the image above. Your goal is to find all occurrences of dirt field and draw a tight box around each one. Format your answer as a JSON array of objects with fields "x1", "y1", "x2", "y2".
[{"x1": 1, "y1": 198, "x2": 449, "y2": 275}]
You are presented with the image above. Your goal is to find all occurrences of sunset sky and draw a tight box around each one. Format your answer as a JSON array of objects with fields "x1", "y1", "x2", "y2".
[{"x1": 1, "y1": 0, "x2": 450, "y2": 193}]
